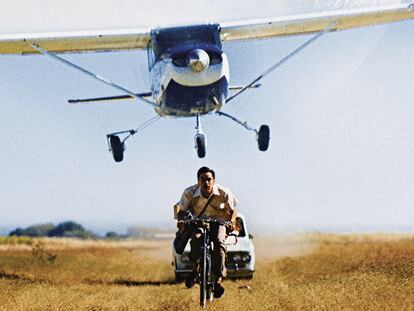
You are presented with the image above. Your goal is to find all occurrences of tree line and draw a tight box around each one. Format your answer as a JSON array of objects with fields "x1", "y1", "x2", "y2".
[
  {"x1": 9, "y1": 221, "x2": 97, "y2": 239},
  {"x1": 8, "y1": 221, "x2": 175, "y2": 239}
]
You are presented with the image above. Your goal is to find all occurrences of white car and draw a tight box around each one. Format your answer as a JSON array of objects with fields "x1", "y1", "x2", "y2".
[{"x1": 172, "y1": 213, "x2": 255, "y2": 281}]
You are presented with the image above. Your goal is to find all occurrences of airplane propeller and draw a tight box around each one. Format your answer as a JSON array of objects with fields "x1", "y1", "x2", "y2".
[{"x1": 187, "y1": 49, "x2": 210, "y2": 72}]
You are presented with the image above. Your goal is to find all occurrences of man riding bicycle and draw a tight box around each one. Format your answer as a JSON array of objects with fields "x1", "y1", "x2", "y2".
[{"x1": 174, "y1": 166, "x2": 238, "y2": 298}]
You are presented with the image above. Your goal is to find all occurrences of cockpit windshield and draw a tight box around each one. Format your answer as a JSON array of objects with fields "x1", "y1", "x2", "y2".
[{"x1": 151, "y1": 24, "x2": 222, "y2": 60}]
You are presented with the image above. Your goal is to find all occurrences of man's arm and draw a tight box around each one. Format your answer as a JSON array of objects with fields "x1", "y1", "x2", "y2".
[
  {"x1": 174, "y1": 187, "x2": 194, "y2": 220},
  {"x1": 223, "y1": 189, "x2": 239, "y2": 231}
]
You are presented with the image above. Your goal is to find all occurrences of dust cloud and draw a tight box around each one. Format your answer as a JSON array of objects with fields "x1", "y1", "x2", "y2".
[{"x1": 254, "y1": 234, "x2": 318, "y2": 261}]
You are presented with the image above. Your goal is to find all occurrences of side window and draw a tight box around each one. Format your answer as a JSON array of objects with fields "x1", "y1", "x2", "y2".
[
  {"x1": 147, "y1": 41, "x2": 155, "y2": 70},
  {"x1": 236, "y1": 217, "x2": 246, "y2": 237}
]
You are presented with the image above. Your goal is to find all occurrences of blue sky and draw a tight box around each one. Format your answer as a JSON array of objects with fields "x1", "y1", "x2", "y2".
[{"x1": 0, "y1": 10, "x2": 413, "y2": 234}]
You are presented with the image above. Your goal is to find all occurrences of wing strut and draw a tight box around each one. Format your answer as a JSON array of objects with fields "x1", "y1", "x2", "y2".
[
  {"x1": 68, "y1": 93, "x2": 152, "y2": 104},
  {"x1": 29, "y1": 43, "x2": 157, "y2": 107},
  {"x1": 226, "y1": 22, "x2": 336, "y2": 103}
]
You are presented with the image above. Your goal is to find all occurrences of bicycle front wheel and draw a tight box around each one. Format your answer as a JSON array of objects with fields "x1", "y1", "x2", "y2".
[
  {"x1": 199, "y1": 235, "x2": 207, "y2": 306},
  {"x1": 206, "y1": 254, "x2": 213, "y2": 302}
]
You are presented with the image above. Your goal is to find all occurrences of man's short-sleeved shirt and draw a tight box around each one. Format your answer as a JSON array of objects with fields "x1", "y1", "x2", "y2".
[{"x1": 176, "y1": 183, "x2": 238, "y2": 221}]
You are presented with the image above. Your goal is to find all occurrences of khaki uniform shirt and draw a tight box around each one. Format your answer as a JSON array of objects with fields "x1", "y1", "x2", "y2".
[{"x1": 174, "y1": 183, "x2": 238, "y2": 225}]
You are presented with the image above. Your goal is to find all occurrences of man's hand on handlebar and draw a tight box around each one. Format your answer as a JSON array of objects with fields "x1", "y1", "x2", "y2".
[
  {"x1": 224, "y1": 221, "x2": 234, "y2": 234},
  {"x1": 178, "y1": 217, "x2": 235, "y2": 233}
]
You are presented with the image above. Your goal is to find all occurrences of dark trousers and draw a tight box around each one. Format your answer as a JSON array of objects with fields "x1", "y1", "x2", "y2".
[{"x1": 190, "y1": 223, "x2": 227, "y2": 279}]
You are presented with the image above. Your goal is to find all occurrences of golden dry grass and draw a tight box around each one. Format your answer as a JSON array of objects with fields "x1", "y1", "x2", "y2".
[{"x1": 0, "y1": 234, "x2": 413, "y2": 311}]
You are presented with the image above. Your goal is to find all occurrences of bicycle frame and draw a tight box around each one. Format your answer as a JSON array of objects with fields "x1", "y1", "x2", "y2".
[
  {"x1": 199, "y1": 222, "x2": 214, "y2": 306},
  {"x1": 185, "y1": 217, "x2": 228, "y2": 306}
]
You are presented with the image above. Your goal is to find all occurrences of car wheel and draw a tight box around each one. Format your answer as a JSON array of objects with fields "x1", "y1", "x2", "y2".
[{"x1": 175, "y1": 272, "x2": 184, "y2": 283}]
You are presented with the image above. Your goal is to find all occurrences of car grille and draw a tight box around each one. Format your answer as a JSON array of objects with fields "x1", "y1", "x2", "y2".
[{"x1": 227, "y1": 251, "x2": 251, "y2": 269}]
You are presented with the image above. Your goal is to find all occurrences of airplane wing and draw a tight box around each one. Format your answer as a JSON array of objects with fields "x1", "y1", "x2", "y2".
[
  {"x1": 221, "y1": 1, "x2": 414, "y2": 42},
  {"x1": 0, "y1": 1, "x2": 413, "y2": 54},
  {"x1": 0, "y1": 29, "x2": 152, "y2": 55}
]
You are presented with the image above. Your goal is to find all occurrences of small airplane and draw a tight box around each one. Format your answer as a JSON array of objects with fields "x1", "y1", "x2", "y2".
[{"x1": 0, "y1": 1, "x2": 413, "y2": 162}]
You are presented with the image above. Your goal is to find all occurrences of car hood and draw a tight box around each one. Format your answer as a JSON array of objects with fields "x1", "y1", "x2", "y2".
[
  {"x1": 182, "y1": 236, "x2": 252, "y2": 253},
  {"x1": 226, "y1": 237, "x2": 252, "y2": 252}
]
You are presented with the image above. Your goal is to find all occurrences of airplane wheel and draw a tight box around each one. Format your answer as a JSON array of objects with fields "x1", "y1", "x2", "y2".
[
  {"x1": 109, "y1": 135, "x2": 124, "y2": 162},
  {"x1": 257, "y1": 125, "x2": 270, "y2": 151},
  {"x1": 196, "y1": 135, "x2": 206, "y2": 158}
]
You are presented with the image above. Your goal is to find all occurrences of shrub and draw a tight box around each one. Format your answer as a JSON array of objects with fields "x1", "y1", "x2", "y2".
[{"x1": 9, "y1": 223, "x2": 55, "y2": 237}]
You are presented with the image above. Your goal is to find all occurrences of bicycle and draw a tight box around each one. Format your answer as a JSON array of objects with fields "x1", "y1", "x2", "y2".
[{"x1": 183, "y1": 217, "x2": 237, "y2": 307}]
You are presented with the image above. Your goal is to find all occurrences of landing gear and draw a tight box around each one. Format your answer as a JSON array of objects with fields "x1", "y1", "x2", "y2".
[
  {"x1": 106, "y1": 116, "x2": 161, "y2": 163},
  {"x1": 195, "y1": 135, "x2": 206, "y2": 158},
  {"x1": 108, "y1": 135, "x2": 125, "y2": 162},
  {"x1": 257, "y1": 125, "x2": 270, "y2": 151},
  {"x1": 216, "y1": 111, "x2": 270, "y2": 152},
  {"x1": 194, "y1": 114, "x2": 207, "y2": 158}
]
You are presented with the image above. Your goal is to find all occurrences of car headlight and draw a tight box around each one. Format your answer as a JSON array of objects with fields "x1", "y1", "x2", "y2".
[
  {"x1": 242, "y1": 254, "x2": 251, "y2": 263},
  {"x1": 232, "y1": 254, "x2": 242, "y2": 262},
  {"x1": 230, "y1": 252, "x2": 251, "y2": 263}
]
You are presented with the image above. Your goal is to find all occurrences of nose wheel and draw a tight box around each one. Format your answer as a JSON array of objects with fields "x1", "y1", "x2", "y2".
[{"x1": 195, "y1": 134, "x2": 206, "y2": 158}]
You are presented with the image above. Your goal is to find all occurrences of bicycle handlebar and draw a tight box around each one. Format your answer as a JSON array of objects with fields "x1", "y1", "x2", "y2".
[
  {"x1": 181, "y1": 217, "x2": 238, "y2": 239},
  {"x1": 182, "y1": 217, "x2": 232, "y2": 227}
]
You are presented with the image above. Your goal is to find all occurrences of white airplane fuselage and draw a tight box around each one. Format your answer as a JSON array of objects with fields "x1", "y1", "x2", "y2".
[{"x1": 148, "y1": 24, "x2": 230, "y2": 117}]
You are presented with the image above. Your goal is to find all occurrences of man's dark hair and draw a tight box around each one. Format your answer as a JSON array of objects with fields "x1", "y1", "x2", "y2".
[{"x1": 197, "y1": 166, "x2": 215, "y2": 180}]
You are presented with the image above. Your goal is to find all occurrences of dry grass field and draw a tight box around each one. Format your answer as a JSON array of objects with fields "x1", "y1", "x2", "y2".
[{"x1": 0, "y1": 233, "x2": 413, "y2": 311}]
